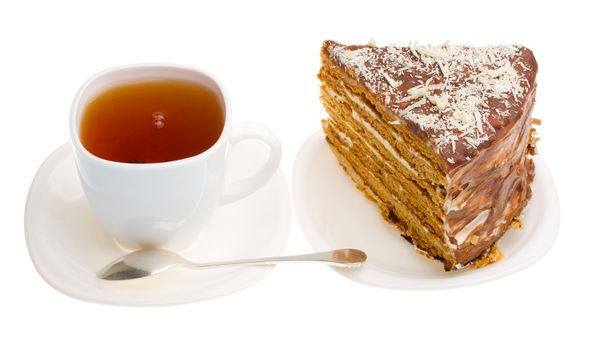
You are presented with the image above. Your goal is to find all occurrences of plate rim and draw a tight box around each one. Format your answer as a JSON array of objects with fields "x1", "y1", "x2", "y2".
[{"x1": 293, "y1": 130, "x2": 560, "y2": 290}]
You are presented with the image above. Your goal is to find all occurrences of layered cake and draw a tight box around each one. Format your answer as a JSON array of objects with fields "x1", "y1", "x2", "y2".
[{"x1": 319, "y1": 40, "x2": 539, "y2": 270}]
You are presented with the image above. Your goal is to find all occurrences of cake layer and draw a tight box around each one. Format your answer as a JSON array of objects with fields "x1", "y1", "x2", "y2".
[
  {"x1": 320, "y1": 63, "x2": 448, "y2": 184},
  {"x1": 319, "y1": 69, "x2": 447, "y2": 207},
  {"x1": 321, "y1": 80, "x2": 455, "y2": 265},
  {"x1": 321, "y1": 91, "x2": 444, "y2": 205},
  {"x1": 322, "y1": 125, "x2": 454, "y2": 267},
  {"x1": 321, "y1": 96, "x2": 447, "y2": 235},
  {"x1": 323, "y1": 117, "x2": 444, "y2": 235}
]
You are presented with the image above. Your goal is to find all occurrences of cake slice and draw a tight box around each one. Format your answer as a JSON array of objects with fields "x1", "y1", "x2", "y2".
[{"x1": 319, "y1": 40, "x2": 539, "y2": 270}]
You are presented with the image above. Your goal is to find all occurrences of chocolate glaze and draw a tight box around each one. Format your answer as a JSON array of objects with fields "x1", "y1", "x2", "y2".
[{"x1": 322, "y1": 40, "x2": 538, "y2": 172}]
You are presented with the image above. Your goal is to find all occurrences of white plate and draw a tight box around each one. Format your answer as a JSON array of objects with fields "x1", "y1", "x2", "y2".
[
  {"x1": 25, "y1": 141, "x2": 290, "y2": 306},
  {"x1": 293, "y1": 131, "x2": 559, "y2": 289}
]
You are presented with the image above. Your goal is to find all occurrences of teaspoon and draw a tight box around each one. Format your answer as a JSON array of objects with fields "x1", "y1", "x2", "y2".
[{"x1": 98, "y1": 248, "x2": 367, "y2": 281}]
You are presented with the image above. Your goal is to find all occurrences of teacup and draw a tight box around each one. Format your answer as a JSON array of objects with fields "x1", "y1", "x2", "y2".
[{"x1": 69, "y1": 64, "x2": 281, "y2": 250}]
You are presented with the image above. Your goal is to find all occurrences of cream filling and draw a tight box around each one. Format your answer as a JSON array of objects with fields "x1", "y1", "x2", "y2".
[
  {"x1": 324, "y1": 86, "x2": 345, "y2": 102},
  {"x1": 351, "y1": 110, "x2": 419, "y2": 176},
  {"x1": 442, "y1": 221, "x2": 457, "y2": 249},
  {"x1": 454, "y1": 209, "x2": 490, "y2": 245},
  {"x1": 335, "y1": 129, "x2": 353, "y2": 148},
  {"x1": 336, "y1": 117, "x2": 395, "y2": 174},
  {"x1": 343, "y1": 88, "x2": 378, "y2": 118}
]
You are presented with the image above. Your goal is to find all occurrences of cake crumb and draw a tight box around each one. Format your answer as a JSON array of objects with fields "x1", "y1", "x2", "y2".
[
  {"x1": 415, "y1": 246, "x2": 432, "y2": 258},
  {"x1": 469, "y1": 235, "x2": 480, "y2": 245},
  {"x1": 510, "y1": 217, "x2": 524, "y2": 229},
  {"x1": 470, "y1": 244, "x2": 504, "y2": 269}
]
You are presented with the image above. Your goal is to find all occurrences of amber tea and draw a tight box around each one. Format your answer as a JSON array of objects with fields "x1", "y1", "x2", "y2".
[{"x1": 80, "y1": 79, "x2": 224, "y2": 163}]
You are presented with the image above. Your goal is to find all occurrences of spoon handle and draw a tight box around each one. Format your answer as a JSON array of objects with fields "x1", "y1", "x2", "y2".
[{"x1": 184, "y1": 249, "x2": 366, "y2": 269}]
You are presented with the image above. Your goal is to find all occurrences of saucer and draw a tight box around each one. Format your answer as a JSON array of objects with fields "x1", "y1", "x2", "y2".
[
  {"x1": 25, "y1": 141, "x2": 290, "y2": 306},
  {"x1": 293, "y1": 131, "x2": 560, "y2": 289}
]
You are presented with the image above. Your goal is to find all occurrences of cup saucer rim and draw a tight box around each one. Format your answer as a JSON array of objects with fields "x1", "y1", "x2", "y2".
[{"x1": 24, "y1": 142, "x2": 291, "y2": 306}]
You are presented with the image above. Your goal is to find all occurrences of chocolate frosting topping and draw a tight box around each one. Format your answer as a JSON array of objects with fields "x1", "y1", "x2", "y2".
[{"x1": 323, "y1": 40, "x2": 538, "y2": 171}]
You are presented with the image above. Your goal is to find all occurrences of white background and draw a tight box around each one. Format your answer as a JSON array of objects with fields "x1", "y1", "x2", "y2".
[{"x1": 1, "y1": 0, "x2": 587, "y2": 348}]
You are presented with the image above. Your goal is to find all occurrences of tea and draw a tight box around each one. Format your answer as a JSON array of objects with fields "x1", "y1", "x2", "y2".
[{"x1": 80, "y1": 79, "x2": 224, "y2": 163}]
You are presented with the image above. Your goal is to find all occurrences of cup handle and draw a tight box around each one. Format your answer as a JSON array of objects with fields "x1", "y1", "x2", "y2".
[{"x1": 220, "y1": 122, "x2": 281, "y2": 205}]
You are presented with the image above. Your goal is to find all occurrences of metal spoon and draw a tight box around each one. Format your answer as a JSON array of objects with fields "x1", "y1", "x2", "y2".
[{"x1": 98, "y1": 248, "x2": 367, "y2": 281}]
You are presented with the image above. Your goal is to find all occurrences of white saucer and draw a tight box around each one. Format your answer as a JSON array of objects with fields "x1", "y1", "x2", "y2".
[
  {"x1": 25, "y1": 141, "x2": 290, "y2": 306},
  {"x1": 293, "y1": 131, "x2": 560, "y2": 289}
]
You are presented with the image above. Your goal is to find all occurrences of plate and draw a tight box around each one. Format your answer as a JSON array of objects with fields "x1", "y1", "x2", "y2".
[
  {"x1": 293, "y1": 131, "x2": 559, "y2": 289},
  {"x1": 25, "y1": 141, "x2": 290, "y2": 306}
]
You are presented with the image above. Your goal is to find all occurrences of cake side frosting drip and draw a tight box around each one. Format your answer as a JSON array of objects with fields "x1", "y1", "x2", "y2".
[{"x1": 443, "y1": 83, "x2": 537, "y2": 265}]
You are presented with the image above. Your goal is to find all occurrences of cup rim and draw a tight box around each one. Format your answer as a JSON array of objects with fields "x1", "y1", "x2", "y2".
[{"x1": 69, "y1": 63, "x2": 232, "y2": 169}]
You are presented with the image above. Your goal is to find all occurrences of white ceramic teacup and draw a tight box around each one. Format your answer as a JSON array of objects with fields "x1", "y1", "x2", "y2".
[{"x1": 69, "y1": 64, "x2": 281, "y2": 250}]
